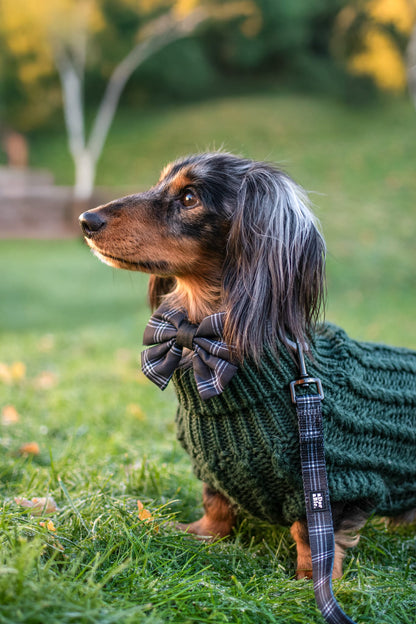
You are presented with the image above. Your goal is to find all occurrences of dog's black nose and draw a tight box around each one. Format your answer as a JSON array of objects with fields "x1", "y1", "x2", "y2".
[{"x1": 79, "y1": 211, "x2": 106, "y2": 236}]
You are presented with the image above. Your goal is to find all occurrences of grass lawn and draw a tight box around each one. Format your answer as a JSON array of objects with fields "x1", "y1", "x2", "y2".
[{"x1": 1, "y1": 93, "x2": 415, "y2": 623}]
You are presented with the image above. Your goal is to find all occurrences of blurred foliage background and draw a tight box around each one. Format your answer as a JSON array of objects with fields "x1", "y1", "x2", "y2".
[
  {"x1": 0, "y1": 0, "x2": 414, "y2": 136},
  {"x1": 1, "y1": 0, "x2": 415, "y2": 201}
]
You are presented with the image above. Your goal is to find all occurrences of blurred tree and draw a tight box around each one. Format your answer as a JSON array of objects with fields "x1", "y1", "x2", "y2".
[
  {"x1": 332, "y1": 0, "x2": 415, "y2": 92},
  {"x1": 0, "y1": 0, "x2": 255, "y2": 201},
  {"x1": 2, "y1": 0, "x2": 414, "y2": 194},
  {"x1": 197, "y1": 0, "x2": 350, "y2": 96}
]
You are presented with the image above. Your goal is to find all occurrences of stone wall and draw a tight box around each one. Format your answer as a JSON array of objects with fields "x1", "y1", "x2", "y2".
[{"x1": 0, "y1": 167, "x2": 119, "y2": 238}]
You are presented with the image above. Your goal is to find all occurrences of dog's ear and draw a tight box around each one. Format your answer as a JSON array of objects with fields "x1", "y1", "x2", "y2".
[
  {"x1": 222, "y1": 163, "x2": 326, "y2": 362},
  {"x1": 147, "y1": 276, "x2": 175, "y2": 310}
]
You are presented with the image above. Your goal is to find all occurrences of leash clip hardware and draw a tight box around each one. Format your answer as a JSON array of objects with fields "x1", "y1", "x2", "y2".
[{"x1": 290, "y1": 340, "x2": 324, "y2": 404}]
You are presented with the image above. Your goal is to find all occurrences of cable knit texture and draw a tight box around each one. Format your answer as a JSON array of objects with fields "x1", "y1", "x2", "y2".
[{"x1": 173, "y1": 324, "x2": 416, "y2": 525}]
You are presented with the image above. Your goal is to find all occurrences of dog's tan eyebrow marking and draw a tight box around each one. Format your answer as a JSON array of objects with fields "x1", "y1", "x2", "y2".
[
  {"x1": 159, "y1": 162, "x2": 174, "y2": 182},
  {"x1": 166, "y1": 169, "x2": 194, "y2": 196}
]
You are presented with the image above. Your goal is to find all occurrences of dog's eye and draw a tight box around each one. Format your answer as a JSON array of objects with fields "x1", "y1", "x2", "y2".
[{"x1": 181, "y1": 189, "x2": 199, "y2": 209}]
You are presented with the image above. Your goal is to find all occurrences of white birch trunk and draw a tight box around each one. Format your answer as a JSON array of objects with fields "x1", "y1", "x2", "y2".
[
  {"x1": 73, "y1": 150, "x2": 96, "y2": 201},
  {"x1": 53, "y1": 4, "x2": 250, "y2": 203},
  {"x1": 55, "y1": 49, "x2": 95, "y2": 201},
  {"x1": 87, "y1": 10, "x2": 208, "y2": 179}
]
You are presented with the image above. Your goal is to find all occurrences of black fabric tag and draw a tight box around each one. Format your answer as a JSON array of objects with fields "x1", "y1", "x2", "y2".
[{"x1": 309, "y1": 490, "x2": 329, "y2": 512}]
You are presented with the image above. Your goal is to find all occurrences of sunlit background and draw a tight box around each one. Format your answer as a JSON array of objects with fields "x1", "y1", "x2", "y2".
[{"x1": 0, "y1": 3, "x2": 416, "y2": 623}]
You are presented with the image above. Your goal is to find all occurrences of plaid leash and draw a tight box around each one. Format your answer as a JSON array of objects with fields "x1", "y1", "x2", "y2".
[{"x1": 291, "y1": 343, "x2": 356, "y2": 624}]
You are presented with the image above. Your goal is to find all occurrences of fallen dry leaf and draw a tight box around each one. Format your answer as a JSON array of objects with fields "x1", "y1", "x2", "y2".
[
  {"x1": 19, "y1": 442, "x2": 40, "y2": 456},
  {"x1": 1, "y1": 405, "x2": 20, "y2": 425},
  {"x1": 137, "y1": 500, "x2": 153, "y2": 521},
  {"x1": 39, "y1": 519, "x2": 65, "y2": 552},
  {"x1": 139, "y1": 508, "x2": 153, "y2": 521},
  {"x1": 0, "y1": 362, "x2": 26, "y2": 384},
  {"x1": 40, "y1": 520, "x2": 57, "y2": 532},
  {"x1": 33, "y1": 371, "x2": 58, "y2": 390},
  {"x1": 10, "y1": 362, "x2": 26, "y2": 381},
  {"x1": 137, "y1": 500, "x2": 159, "y2": 532},
  {"x1": 15, "y1": 496, "x2": 58, "y2": 515}
]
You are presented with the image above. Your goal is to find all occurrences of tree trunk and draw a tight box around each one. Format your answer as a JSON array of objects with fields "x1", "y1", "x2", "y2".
[
  {"x1": 73, "y1": 149, "x2": 96, "y2": 201},
  {"x1": 54, "y1": 3, "x2": 252, "y2": 225},
  {"x1": 407, "y1": 23, "x2": 416, "y2": 109}
]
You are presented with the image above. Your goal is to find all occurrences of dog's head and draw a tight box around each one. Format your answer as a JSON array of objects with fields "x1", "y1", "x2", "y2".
[{"x1": 80, "y1": 152, "x2": 326, "y2": 361}]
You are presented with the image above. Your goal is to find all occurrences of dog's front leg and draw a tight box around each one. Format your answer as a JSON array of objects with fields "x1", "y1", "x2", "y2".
[
  {"x1": 290, "y1": 520, "x2": 313, "y2": 579},
  {"x1": 176, "y1": 484, "x2": 236, "y2": 540},
  {"x1": 291, "y1": 519, "x2": 361, "y2": 580}
]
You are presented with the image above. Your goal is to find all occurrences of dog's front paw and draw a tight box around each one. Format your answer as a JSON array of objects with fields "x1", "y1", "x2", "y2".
[
  {"x1": 174, "y1": 518, "x2": 231, "y2": 541},
  {"x1": 295, "y1": 567, "x2": 313, "y2": 580}
]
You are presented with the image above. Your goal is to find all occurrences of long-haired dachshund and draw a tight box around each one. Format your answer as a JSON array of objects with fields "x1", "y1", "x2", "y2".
[{"x1": 79, "y1": 152, "x2": 416, "y2": 580}]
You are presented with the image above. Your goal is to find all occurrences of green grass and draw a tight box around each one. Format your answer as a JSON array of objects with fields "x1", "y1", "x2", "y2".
[{"x1": 1, "y1": 93, "x2": 416, "y2": 623}]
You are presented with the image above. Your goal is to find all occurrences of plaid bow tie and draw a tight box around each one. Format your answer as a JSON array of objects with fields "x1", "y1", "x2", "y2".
[{"x1": 141, "y1": 305, "x2": 238, "y2": 400}]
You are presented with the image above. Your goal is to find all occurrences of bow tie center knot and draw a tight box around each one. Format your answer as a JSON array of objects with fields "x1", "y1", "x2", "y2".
[{"x1": 176, "y1": 319, "x2": 198, "y2": 351}]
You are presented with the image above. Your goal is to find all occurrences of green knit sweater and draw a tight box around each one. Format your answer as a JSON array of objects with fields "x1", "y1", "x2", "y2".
[{"x1": 173, "y1": 324, "x2": 416, "y2": 525}]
